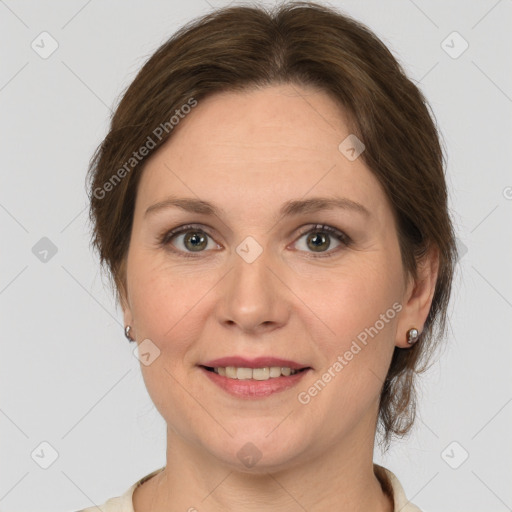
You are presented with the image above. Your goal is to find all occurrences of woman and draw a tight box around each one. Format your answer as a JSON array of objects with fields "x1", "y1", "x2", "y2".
[{"x1": 80, "y1": 1, "x2": 457, "y2": 511}]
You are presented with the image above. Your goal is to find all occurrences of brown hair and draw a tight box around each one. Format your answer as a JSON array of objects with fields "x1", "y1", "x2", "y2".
[{"x1": 87, "y1": 1, "x2": 458, "y2": 447}]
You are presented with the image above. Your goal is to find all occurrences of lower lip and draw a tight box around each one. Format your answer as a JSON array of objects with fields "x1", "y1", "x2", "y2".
[{"x1": 199, "y1": 366, "x2": 311, "y2": 399}]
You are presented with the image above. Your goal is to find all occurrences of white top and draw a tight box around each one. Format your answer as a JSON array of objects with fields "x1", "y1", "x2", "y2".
[{"x1": 74, "y1": 464, "x2": 421, "y2": 511}]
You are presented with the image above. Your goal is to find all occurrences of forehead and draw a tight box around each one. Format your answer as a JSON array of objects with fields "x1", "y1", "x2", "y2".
[
  {"x1": 135, "y1": 84, "x2": 392, "y2": 224},
  {"x1": 163, "y1": 84, "x2": 354, "y2": 161}
]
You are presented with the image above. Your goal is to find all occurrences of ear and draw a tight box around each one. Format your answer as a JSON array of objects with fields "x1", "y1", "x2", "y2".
[
  {"x1": 396, "y1": 245, "x2": 440, "y2": 348},
  {"x1": 117, "y1": 259, "x2": 133, "y2": 329},
  {"x1": 121, "y1": 293, "x2": 133, "y2": 330}
]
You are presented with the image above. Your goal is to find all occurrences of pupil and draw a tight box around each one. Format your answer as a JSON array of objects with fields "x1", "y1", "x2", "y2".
[
  {"x1": 186, "y1": 232, "x2": 206, "y2": 251},
  {"x1": 309, "y1": 232, "x2": 329, "y2": 251}
]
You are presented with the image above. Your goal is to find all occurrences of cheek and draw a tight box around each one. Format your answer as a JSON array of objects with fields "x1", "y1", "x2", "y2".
[
  {"x1": 126, "y1": 251, "x2": 222, "y2": 396},
  {"x1": 304, "y1": 255, "x2": 400, "y2": 395},
  {"x1": 127, "y1": 261, "x2": 205, "y2": 422},
  {"x1": 127, "y1": 249, "x2": 202, "y2": 337},
  {"x1": 307, "y1": 256, "x2": 398, "y2": 338}
]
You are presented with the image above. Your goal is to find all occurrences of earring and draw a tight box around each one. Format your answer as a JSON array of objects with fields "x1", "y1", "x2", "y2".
[
  {"x1": 124, "y1": 325, "x2": 135, "y2": 342},
  {"x1": 407, "y1": 328, "x2": 419, "y2": 345}
]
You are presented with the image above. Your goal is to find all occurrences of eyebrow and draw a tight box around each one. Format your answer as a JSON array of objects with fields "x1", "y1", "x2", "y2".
[{"x1": 144, "y1": 195, "x2": 371, "y2": 220}]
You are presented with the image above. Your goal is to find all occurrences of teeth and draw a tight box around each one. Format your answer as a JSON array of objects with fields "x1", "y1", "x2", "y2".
[
  {"x1": 252, "y1": 367, "x2": 270, "y2": 381},
  {"x1": 237, "y1": 367, "x2": 253, "y2": 380},
  {"x1": 269, "y1": 366, "x2": 282, "y2": 378},
  {"x1": 213, "y1": 366, "x2": 300, "y2": 380},
  {"x1": 226, "y1": 366, "x2": 237, "y2": 379}
]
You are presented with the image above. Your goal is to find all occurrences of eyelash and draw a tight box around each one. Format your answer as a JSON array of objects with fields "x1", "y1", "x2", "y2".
[{"x1": 158, "y1": 223, "x2": 352, "y2": 259}]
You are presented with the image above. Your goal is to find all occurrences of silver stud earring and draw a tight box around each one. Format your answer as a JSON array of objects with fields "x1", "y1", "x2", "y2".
[
  {"x1": 407, "y1": 328, "x2": 419, "y2": 345},
  {"x1": 124, "y1": 325, "x2": 135, "y2": 342}
]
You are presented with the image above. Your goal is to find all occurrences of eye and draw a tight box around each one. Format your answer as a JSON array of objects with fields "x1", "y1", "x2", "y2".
[
  {"x1": 292, "y1": 224, "x2": 351, "y2": 258},
  {"x1": 158, "y1": 224, "x2": 219, "y2": 258},
  {"x1": 158, "y1": 223, "x2": 351, "y2": 259}
]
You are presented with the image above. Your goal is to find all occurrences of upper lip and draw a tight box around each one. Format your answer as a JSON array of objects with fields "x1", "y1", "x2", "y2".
[{"x1": 201, "y1": 356, "x2": 311, "y2": 370}]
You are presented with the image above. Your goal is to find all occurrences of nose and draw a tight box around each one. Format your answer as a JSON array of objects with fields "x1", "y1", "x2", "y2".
[{"x1": 215, "y1": 243, "x2": 291, "y2": 335}]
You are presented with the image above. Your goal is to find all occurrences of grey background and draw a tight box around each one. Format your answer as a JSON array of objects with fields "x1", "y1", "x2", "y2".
[{"x1": 1, "y1": 0, "x2": 511, "y2": 511}]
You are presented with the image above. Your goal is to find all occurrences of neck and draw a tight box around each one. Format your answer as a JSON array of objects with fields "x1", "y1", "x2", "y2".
[{"x1": 135, "y1": 417, "x2": 393, "y2": 512}]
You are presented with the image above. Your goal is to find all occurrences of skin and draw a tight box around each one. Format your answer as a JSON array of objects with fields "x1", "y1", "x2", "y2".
[{"x1": 121, "y1": 84, "x2": 439, "y2": 512}]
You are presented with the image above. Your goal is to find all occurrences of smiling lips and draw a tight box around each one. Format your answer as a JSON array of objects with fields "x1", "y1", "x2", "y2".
[
  {"x1": 211, "y1": 366, "x2": 303, "y2": 380},
  {"x1": 199, "y1": 356, "x2": 312, "y2": 397},
  {"x1": 201, "y1": 356, "x2": 310, "y2": 379}
]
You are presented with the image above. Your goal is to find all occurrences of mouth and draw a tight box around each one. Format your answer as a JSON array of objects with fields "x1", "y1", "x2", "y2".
[
  {"x1": 200, "y1": 365, "x2": 310, "y2": 380},
  {"x1": 198, "y1": 359, "x2": 312, "y2": 398}
]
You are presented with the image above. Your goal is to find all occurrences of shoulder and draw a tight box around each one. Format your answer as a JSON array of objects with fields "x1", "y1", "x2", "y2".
[
  {"x1": 71, "y1": 467, "x2": 165, "y2": 512},
  {"x1": 374, "y1": 463, "x2": 423, "y2": 512},
  {"x1": 72, "y1": 490, "x2": 135, "y2": 512}
]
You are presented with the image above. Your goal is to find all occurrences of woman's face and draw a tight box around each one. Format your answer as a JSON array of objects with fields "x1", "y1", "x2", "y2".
[{"x1": 123, "y1": 84, "x2": 425, "y2": 470}]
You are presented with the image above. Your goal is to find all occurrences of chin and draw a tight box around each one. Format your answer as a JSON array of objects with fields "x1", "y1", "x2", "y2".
[{"x1": 199, "y1": 424, "x2": 311, "y2": 473}]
